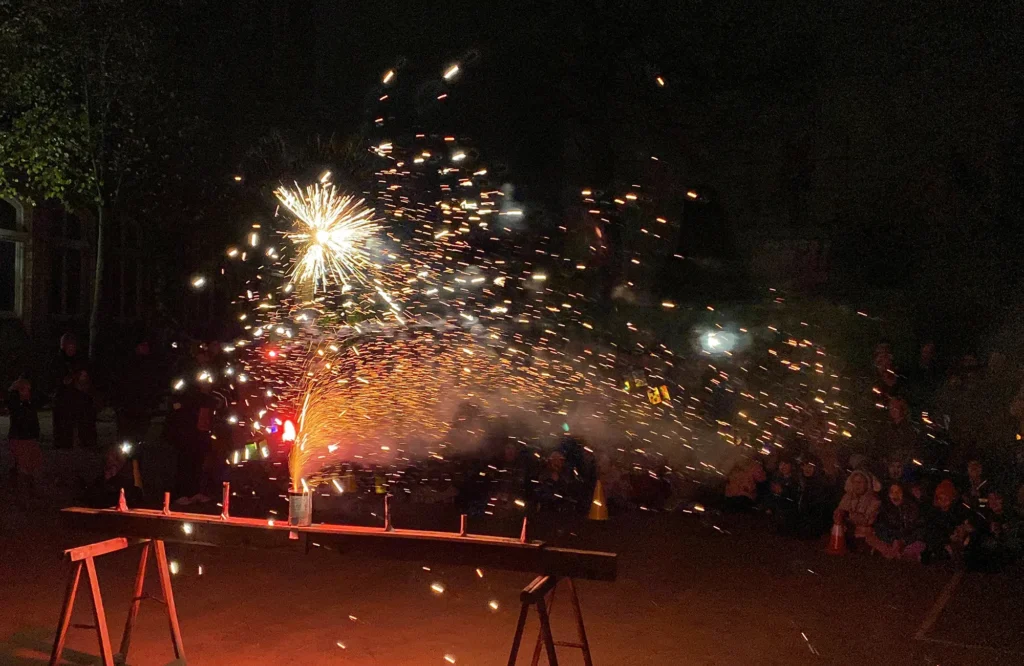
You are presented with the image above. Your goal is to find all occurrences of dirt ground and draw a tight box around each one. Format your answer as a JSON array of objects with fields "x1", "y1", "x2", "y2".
[{"x1": 2, "y1": 415, "x2": 1023, "y2": 665}]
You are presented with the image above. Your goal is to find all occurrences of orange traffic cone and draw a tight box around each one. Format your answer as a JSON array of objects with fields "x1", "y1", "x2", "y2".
[
  {"x1": 588, "y1": 480, "x2": 608, "y2": 520},
  {"x1": 827, "y1": 522, "x2": 847, "y2": 555}
]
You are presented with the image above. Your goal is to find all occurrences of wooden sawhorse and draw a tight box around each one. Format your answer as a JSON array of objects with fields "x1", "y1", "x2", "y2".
[
  {"x1": 507, "y1": 576, "x2": 593, "y2": 666},
  {"x1": 49, "y1": 538, "x2": 185, "y2": 666}
]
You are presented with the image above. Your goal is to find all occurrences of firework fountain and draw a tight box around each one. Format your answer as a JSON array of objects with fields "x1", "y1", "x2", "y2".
[{"x1": 173, "y1": 61, "x2": 876, "y2": 531}]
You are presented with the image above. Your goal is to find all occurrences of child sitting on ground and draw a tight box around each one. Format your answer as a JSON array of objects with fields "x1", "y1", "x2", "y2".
[
  {"x1": 723, "y1": 455, "x2": 766, "y2": 513},
  {"x1": 924, "y1": 479, "x2": 973, "y2": 564},
  {"x1": 866, "y1": 482, "x2": 926, "y2": 560},
  {"x1": 6, "y1": 376, "x2": 42, "y2": 507},
  {"x1": 768, "y1": 457, "x2": 800, "y2": 534},
  {"x1": 833, "y1": 469, "x2": 881, "y2": 550},
  {"x1": 965, "y1": 489, "x2": 1021, "y2": 571}
]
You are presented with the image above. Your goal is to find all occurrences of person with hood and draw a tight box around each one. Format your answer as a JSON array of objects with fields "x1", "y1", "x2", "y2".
[
  {"x1": 724, "y1": 454, "x2": 766, "y2": 512},
  {"x1": 52, "y1": 332, "x2": 96, "y2": 449},
  {"x1": 833, "y1": 469, "x2": 882, "y2": 549},
  {"x1": 866, "y1": 482, "x2": 926, "y2": 560}
]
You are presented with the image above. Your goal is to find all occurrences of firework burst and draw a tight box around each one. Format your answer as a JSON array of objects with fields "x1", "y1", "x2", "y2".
[{"x1": 277, "y1": 182, "x2": 379, "y2": 291}]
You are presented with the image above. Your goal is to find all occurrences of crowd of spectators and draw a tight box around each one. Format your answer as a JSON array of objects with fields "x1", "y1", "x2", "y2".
[{"x1": 724, "y1": 341, "x2": 1024, "y2": 571}]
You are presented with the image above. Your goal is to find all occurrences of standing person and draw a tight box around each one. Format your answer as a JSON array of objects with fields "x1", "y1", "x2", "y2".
[
  {"x1": 908, "y1": 341, "x2": 943, "y2": 411},
  {"x1": 168, "y1": 380, "x2": 218, "y2": 504},
  {"x1": 115, "y1": 337, "x2": 162, "y2": 447},
  {"x1": 6, "y1": 376, "x2": 42, "y2": 506},
  {"x1": 52, "y1": 333, "x2": 96, "y2": 449},
  {"x1": 870, "y1": 397, "x2": 920, "y2": 469},
  {"x1": 796, "y1": 455, "x2": 833, "y2": 538},
  {"x1": 961, "y1": 457, "x2": 990, "y2": 510}
]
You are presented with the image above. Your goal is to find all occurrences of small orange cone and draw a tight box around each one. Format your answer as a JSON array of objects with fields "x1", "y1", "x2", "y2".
[
  {"x1": 117, "y1": 487, "x2": 128, "y2": 512},
  {"x1": 588, "y1": 480, "x2": 608, "y2": 520},
  {"x1": 827, "y1": 522, "x2": 847, "y2": 555}
]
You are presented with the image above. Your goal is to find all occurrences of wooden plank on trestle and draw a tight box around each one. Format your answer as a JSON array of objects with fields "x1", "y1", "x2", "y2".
[{"x1": 60, "y1": 506, "x2": 617, "y2": 581}]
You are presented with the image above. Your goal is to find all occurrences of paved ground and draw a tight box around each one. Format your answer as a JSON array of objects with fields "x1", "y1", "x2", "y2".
[{"x1": 2, "y1": 413, "x2": 1023, "y2": 665}]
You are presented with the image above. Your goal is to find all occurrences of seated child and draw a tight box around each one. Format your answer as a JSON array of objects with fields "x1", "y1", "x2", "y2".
[
  {"x1": 866, "y1": 482, "x2": 926, "y2": 560},
  {"x1": 724, "y1": 455, "x2": 766, "y2": 512},
  {"x1": 768, "y1": 457, "x2": 800, "y2": 534},
  {"x1": 965, "y1": 489, "x2": 1021, "y2": 571},
  {"x1": 923, "y1": 479, "x2": 973, "y2": 563},
  {"x1": 833, "y1": 469, "x2": 882, "y2": 549}
]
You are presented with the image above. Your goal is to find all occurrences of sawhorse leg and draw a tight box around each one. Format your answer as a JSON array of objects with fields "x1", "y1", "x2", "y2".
[
  {"x1": 49, "y1": 538, "x2": 185, "y2": 666},
  {"x1": 508, "y1": 576, "x2": 594, "y2": 666},
  {"x1": 153, "y1": 540, "x2": 186, "y2": 660},
  {"x1": 49, "y1": 561, "x2": 83, "y2": 665}
]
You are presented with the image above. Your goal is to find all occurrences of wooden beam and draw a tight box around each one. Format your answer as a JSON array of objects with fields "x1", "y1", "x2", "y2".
[
  {"x1": 66, "y1": 537, "x2": 129, "y2": 561},
  {"x1": 61, "y1": 507, "x2": 617, "y2": 582}
]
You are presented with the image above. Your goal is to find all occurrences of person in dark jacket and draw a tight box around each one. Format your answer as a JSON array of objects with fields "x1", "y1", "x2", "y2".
[
  {"x1": 7, "y1": 376, "x2": 42, "y2": 504},
  {"x1": 964, "y1": 489, "x2": 1020, "y2": 572},
  {"x1": 768, "y1": 457, "x2": 801, "y2": 535},
  {"x1": 796, "y1": 455, "x2": 833, "y2": 538},
  {"x1": 115, "y1": 338, "x2": 163, "y2": 446},
  {"x1": 923, "y1": 479, "x2": 973, "y2": 564},
  {"x1": 52, "y1": 333, "x2": 96, "y2": 448},
  {"x1": 866, "y1": 482, "x2": 926, "y2": 560},
  {"x1": 168, "y1": 380, "x2": 219, "y2": 503}
]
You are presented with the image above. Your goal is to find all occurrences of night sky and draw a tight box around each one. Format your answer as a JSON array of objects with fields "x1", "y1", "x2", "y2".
[{"x1": 144, "y1": 1, "x2": 1024, "y2": 348}]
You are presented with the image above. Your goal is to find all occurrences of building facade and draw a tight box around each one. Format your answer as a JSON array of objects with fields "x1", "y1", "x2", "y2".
[{"x1": 1, "y1": 196, "x2": 147, "y2": 387}]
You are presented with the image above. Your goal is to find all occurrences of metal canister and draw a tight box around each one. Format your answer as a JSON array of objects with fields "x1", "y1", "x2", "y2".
[{"x1": 288, "y1": 491, "x2": 312, "y2": 526}]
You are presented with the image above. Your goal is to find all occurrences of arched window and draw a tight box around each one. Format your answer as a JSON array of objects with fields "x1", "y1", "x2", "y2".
[{"x1": 0, "y1": 198, "x2": 27, "y2": 318}]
